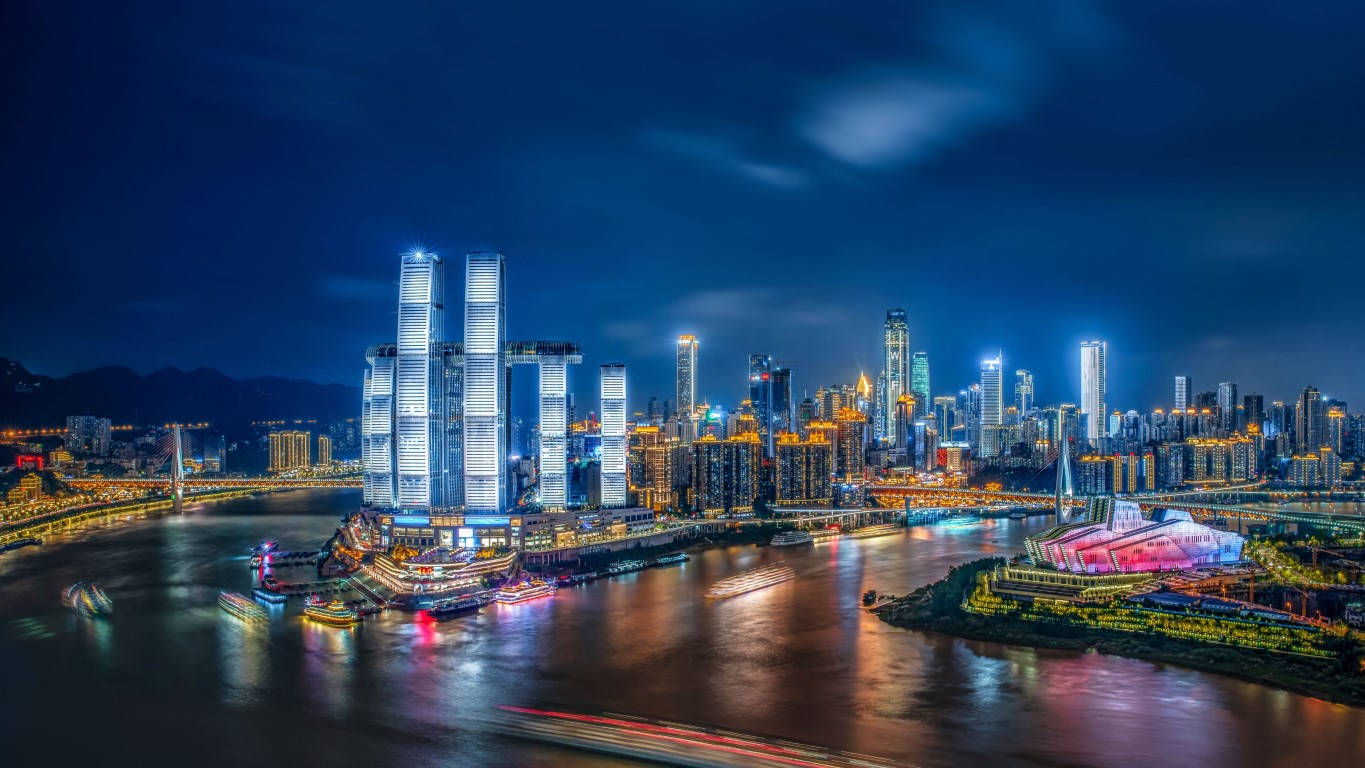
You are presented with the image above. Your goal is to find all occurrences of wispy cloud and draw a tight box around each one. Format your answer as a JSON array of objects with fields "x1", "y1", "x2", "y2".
[
  {"x1": 646, "y1": 130, "x2": 809, "y2": 189},
  {"x1": 320, "y1": 275, "x2": 392, "y2": 301},
  {"x1": 671, "y1": 289, "x2": 844, "y2": 327}
]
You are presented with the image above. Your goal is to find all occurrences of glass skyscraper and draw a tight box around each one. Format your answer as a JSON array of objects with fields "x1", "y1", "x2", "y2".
[
  {"x1": 910, "y1": 351, "x2": 929, "y2": 418},
  {"x1": 463, "y1": 252, "x2": 507, "y2": 516},
  {"x1": 748, "y1": 353, "x2": 773, "y2": 457},
  {"x1": 600, "y1": 364, "x2": 627, "y2": 507},
  {"x1": 1080, "y1": 340, "x2": 1107, "y2": 444},
  {"x1": 677, "y1": 335, "x2": 698, "y2": 433},
  {"x1": 882, "y1": 309, "x2": 909, "y2": 441}
]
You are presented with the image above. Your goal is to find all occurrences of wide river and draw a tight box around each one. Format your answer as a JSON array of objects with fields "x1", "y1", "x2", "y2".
[{"x1": 2, "y1": 489, "x2": 1362, "y2": 767}]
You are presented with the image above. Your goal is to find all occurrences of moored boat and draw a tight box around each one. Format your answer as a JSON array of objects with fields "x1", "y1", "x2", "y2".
[
  {"x1": 1008, "y1": 511, "x2": 1028, "y2": 520},
  {"x1": 494, "y1": 580, "x2": 557, "y2": 604},
  {"x1": 253, "y1": 587, "x2": 288, "y2": 603},
  {"x1": 653, "y1": 553, "x2": 689, "y2": 565},
  {"x1": 0, "y1": 537, "x2": 41, "y2": 553},
  {"x1": 770, "y1": 530, "x2": 814, "y2": 547},
  {"x1": 219, "y1": 591, "x2": 268, "y2": 622},
  {"x1": 426, "y1": 596, "x2": 482, "y2": 620},
  {"x1": 605, "y1": 560, "x2": 647, "y2": 576},
  {"x1": 303, "y1": 597, "x2": 360, "y2": 627}
]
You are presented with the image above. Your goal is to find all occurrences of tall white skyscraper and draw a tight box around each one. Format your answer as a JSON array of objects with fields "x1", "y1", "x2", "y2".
[
  {"x1": 910, "y1": 351, "x2": 930, "y2": 417},
  {"x1": 362, "y1": 346, "x2": 396, "y2": 507},
  {"x1": 980, "y1": 355, "x2": 1003, "y2": 426},
  {"x1": 395, "y1": 252, "x2": 443, "y2": 508},
  {"x1": 677, "y1": 335, "x2": 698, "y2": 425},
  {"x1": 883, "y1": 309, "x2": 909, "y2": 440},
  {"x1": 1175, "y1": 376, "x2": 1192, "y2": 411},
  {"x1": 463, "y1": 252, "x2": 506, "y2": 514},
  {"x1": 600, "y1": 364, "x2": 627, "y2": 507},
  {"x1": 1014, "y1": 369, "x2": 1034, "y2": 414},
  {"x1": 1080, "y1": 340, "x2": 1107, "y2": 443},
  {"x1": 537, "y1": 354, "x2": 568, "y2": 508}
]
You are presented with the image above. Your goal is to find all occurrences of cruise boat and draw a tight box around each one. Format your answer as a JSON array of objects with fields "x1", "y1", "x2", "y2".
[
  {"x1": 848, "y1": 523, "x2": 903, "y2": 539},
  {"x1": 303, "y1": 598, "x2": 360, "y2": 627},
  {"x1": 705, "y1": 563, "x2": 796, "y2": 599},
  {"x1": 769, "y1": 530, "x2": 814, "y2": 547},
  {"x1": 605, "y1": 560, "x2": 647, "y2": 576},
  {"x1": 1008, "y1": 511, "x2": 1028, "y2": 520},
  {"x1": 63, "y1": 582, "x2": 114, "y2": 617},
  {"x1": 494, "y1": 580, "x2": 557, "y2": 604},
  {"x1": 218, "y1": 591, "x2": 268, "y2": 622},
  {"x1": 253, "y1": 587, "x2": 288, "y2": 604},
  {"x1": 426, "y1": 596, "x2": 482, "y2": 620},
  {"x1": 653, "y1": 553, "x2": 690, "y2": 565},
  {"x1": 0, "y1": 537, "x2": 41, "y2": 553}
]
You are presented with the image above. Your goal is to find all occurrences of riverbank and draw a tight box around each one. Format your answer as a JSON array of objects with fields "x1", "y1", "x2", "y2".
[
  {"x1": 525, "y1": 522, "x2": 803, "y2": 575},
  {"x1": 874, "y1": 558, "x2": 1365, "y2": 707}
]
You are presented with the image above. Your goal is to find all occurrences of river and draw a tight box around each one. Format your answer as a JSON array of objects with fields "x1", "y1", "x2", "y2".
[{"x1": 1, "y1": 489, "x2": 1361, "y2": 767}]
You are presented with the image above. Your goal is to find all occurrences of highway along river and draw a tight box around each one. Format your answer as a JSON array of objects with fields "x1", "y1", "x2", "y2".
[{"x1": 1, "y1": 489, "x2": 1361, "y2": 767}]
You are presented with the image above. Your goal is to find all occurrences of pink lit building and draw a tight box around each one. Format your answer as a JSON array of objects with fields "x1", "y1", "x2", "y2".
[{"x1": 1026, "y1": 498, "x2": 1244, "y2": 574}]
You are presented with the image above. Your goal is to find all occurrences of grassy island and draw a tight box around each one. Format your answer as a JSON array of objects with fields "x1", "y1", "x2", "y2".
[{"x1": 874, "y1": 558, "x2": 1365, "y2": 707}]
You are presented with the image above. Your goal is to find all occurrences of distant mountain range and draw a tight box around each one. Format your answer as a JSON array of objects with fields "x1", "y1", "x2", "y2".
[{"x1": 0, "y1": 357, "x2": 359, "y2": 434}]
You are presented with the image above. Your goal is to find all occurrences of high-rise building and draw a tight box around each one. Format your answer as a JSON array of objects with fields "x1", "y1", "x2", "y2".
[
  {"x1": 691, "y1": 433, "x2": 760, "y2": 516},
  {"x1": 676, "y1": 335, "x2": 698, "y2": 432},
  {"x1": 979, "y1": 356, "x2": 1003, "y2": 456},
  {"x1": 1014, "y1": 370, "x2": 1034, "y2": 414},
  {"x1": 771, "y1": 366, "x2": 793, "y2": 435},
  {"x1": 1174, "y1": 376, "x2": 1192, "y2": 411},
  {"x1": 1327, "y1": 406, "x2": 1346, "y2": 455},
  {"x1": 600, "y1": 364, "x2": 627, "y2": 508},
  {"x1": 269, "y1": 430, "x2": 310, "y2": 471},
  {"x1": 65, "y1": 415, "x2": 112, "y2": 456},
  {"x1": 775, "y1": 432, "x2": 833, "y2": 506},
  {"x1": 394, "y1": 251, "x2": 444, "y2": 508},
  {"x1": 1242, "y1": 394, "x2": 1265, "y2": 432},
  {"x1": 1217, "y1": 382, "x2": 1238, "y2": 433},
  {"x1": 1080, "y1": 341, "x2": 1107, "y2": 444},
  {"x1": 910, "y1": 351, "x2": 930, "y2": 418},
  {"x1": 1296, "y1": 386, "x2": 1323, "y2": 454},
  {"x1": 933, "y1": 396, "x2": 957, "y2": 443},
  {"x1": 882, "y1": 309, "x2": 909, "y2": 441},
  {"x1": 893, "y1": 394, "x2": 913, "y2": 462},
  {"x1": 538, "y1": 352, "x2": 569, "y2": 509},
  {"x1": 835, "y1": 408, "x2": 867, "y2": 480},
  {"x1": 464, "y1": 252, "x2": 506, "y2": 516},
  {"x1": 748, "y1": 354, "x2": 774, "y2": 457},
  {"x1": 317, "y1": 434, "x2": 332, "y2": 465}
]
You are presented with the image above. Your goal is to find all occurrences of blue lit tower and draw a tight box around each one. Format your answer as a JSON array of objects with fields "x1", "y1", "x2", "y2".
[
  {"x1": 395, "y1": 251, "x2": 443, "y2": 508},
  {"x1": 464, "y1": 252, "x2": 506, "y2": 515},
  {"x1": 882, "y1": 309, "x2": 909, "y2": 441},
  {"x1": 600, "y1": 363, "x2": 627, "y2": 507},
  {"x1": 748, "y1": 354, "x2": 774, "y2": 457}
]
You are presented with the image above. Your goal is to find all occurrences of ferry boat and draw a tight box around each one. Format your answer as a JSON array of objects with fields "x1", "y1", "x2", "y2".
[
  {"x1": 253, "y1": 587, "x2": 288, "y2": 604},
  {"x1": 0, "y1": 537, "x2": 41, "y2": 553},
  {"x1": 426, "y1": 596, "x2": 482, "y2": 620},
  {"x1": 1008, "y1": 511, "x2": 1028, "y2": 520},
  {"x1": 605, "y1": 560, "x2": 648, "y2": 576},
  {"x1": 705, "y1": 563, "x2": 796, "y2": 599},
  {"x1": 218, "y1": 591, "x2": 268, "y2": 622},
  {"x1": 303, "y1": 598, "x2": 360, "y2": 627},
  {"x1": 653, "y1": 553, "x2": 690, "y2": 565},
  {"x1": 494, "y1": 580, "x2": 557, "y2": 604},
  {"x1": 847, "y1": 523, "x2": 903, "y2": 539},
  {"x1": 63, "y1": 582, "x2": 114, "y2": 617},
  {"x1": 769, "y1": 530, "x2": 814, "y2": 547}
]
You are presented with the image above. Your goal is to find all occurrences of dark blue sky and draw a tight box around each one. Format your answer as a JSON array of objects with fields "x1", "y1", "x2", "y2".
[{"x1": 3, "y1": 2, "x2": 1363, "y2": 415}]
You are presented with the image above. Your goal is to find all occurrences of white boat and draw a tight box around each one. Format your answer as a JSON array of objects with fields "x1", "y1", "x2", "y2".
[
  {"x1": 495, "y1": 580, "x2": 557, "y2": 604},
  {"x1": 769, "y1": 530, "x2": 814, "y2": 547}
]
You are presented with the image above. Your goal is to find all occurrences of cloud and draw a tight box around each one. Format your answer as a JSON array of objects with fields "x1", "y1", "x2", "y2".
[
  {"x1": 320, "y1": 275, "x2": 392, "y2": 301},
  {"x1": 671, "y1": 289, "x2": 844, "y2": 328},
  {"x1": 646, "y1": 130, "x2": 809, "y2": 189},
  {"x1": 602, "y1": 320, "x2": 649, "y2": 340}
]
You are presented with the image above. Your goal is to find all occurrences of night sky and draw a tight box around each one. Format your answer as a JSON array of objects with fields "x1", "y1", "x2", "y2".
[{"x1": 3, "y1": 2, "x2": 1363, "y2": 415}]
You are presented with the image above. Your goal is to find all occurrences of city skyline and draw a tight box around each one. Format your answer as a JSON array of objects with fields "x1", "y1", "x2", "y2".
[{"x1": 3, "y1": 3, "x2": 1364, "y2": 411}]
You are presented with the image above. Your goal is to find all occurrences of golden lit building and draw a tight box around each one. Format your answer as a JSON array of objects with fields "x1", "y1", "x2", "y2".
[
  {"x1": 269, "y1": 430, "x2": 311, "y2": 472},
  {"x1": 775, "y1": 432, "x2": 833, "y2": 505},
  {"x1": 317, "y1": 435, "x2": 332, "y2": 465}
]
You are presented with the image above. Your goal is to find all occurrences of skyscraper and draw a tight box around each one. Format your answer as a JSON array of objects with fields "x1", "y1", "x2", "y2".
[
  {"x1": 1218, "y1": 381, "x2": 1238, "y2": 433},
  {"x1": 538, "y1": 353, "x2": 569, "y2": 508},
  {"x1": 748, "y1": 354, "x2": 774, "y2": 457},
  {"x1": 980, "y1": 355, "x2": 1003, "y2": 428},
  {"x1": 910, "y1": 351, "x2": 930, "y2": 418},
  {"x1": 396, "y1": 251, "x2": 443, "y2": 508},
  {"x1": 1014, "y1": 369, "x2": 1034, "y2": 414},
  {"x1": 463, "y1": 252, "x2": 506, "y2": 515},
  {"x1": 600, "y1": 364, "x2": 627, "y2": 507},
  {"x1": 1080, "y1": 341, "x2": 1107, "y2": 444},
  {"x1": 771, "y1": 366, "x2": 793, "y2": 435},
  {"x1": 1296, "y1": 386, "x2": 1323, "y2": 453},
  {"x1": 1175, "y1": 376, "x2": 1192, "y2": 411},
  {"x1": 882, "y1": 309, "x2": 909, "y2": 441},
  {"x1": 676, "y1": 335, "x2": 698, "y2": 434}
]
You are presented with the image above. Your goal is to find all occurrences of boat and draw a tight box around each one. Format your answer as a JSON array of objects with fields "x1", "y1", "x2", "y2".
[
  {"x1": 847, "y1": 524, "x2": 903, "y2": 539},
  {"x1": 705, "y1": 563, "x2": 796, "y2": 599},
  {"x1": 1008, "y1": 511, "x2": 1028, "y2": 520},
  {"x1": 253, "y1": 587, "x2": 288, "y2": 604},
  {"x1": 494, "y1": 580, "x2": 557, "y2": 604},
  {"x1": 63, "y1": 582, "x2": 114, "y2": 617},
  {"x1": 769, "y1": 530, "x2": 814, "y2": 547},
  {"x1": 653, "y1": 553, "x2": 690, "y2": 565},
  {"x1": 862, "y1": 589, "x2": 878, "y2": 606},
  {"x1": 218, "y1": 591, "x2": 268, "y2": 622},
  {"x1": 248, "y1": 555, "x2": 263, "y2": 568},
  {"x1": 426, "y1": 596, "x2": 482, "y2": 620},
  {"x1": 0, "y1": 537, "x2": 41, "y2": 553},
  {"x1": 605, "y1": 560, "x2": 647, "y2": 576},
  {"x1": 303, "y1": 598, "x2": 360, "y2": 627},
  {"x1": 251, "y1": 540, "x2": 278, "y2": 555}
]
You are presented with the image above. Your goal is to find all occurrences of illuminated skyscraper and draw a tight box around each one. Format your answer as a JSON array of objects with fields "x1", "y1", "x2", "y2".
[
  {"x1": 1014, "y1": 369, "x2": 1034, "y2": 414},
  {"x1": 317, "y1": 434, "x2": 332, "y2": 465},
  {"x1": 771, "y1": 366, "x2": 793, "y2": 434},
  {"x1": 1080, "y1": 340, "x2": 1107, "y2": 444},
  {"x1": 1217, "y1": 381, "x2": 1238, "y2": 433},
  {"x1": 677, "y1": 335, "x2": 698, "y2": 434},
  {"x1": 538, "y1": 353, "x2": 568, "y2": 508},
  {"x1": 748, "y1": 354, "x2": 774, "y2": 457},
  {"x1": 394, "y1": 252, "x2": 444, "y2": 508},
  {"x1": 269, "y1": 430, "x2": 310, "y2": 471},
  {"x1": 464, "y1": 252, "x2": 506, "y2": 515},
  {"x1": 600, "y1": 364, "x2": 627, "y2": 507},
  {"x1": 980, "y1": 355, "x2": 1003, "y2": 427},
  {"x1": 1296, "y1": 386, "x2": 1323, "y2": 453},
  {"x1": 1175, "y1": 376, "x2": 1192, "y2": 411},
  {"x1": 882, "y1": 309, "x2": 909, "y2": 441},
  {"x1": 910, "y1": 351, "x2": 929, "y2": 418}
]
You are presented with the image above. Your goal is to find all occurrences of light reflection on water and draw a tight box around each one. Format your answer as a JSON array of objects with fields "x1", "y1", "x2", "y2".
[{"x1": 0, "y1": 489, "x2": 1361, "y2": 767}]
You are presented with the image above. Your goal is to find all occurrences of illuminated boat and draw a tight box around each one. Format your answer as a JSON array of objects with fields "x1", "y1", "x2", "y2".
[
  {"x1": 253, "y1": 587, "x2": 288, "y2": 604},
  {"x1": 0, "y1": 537, "x2": 41, "y2": 553},
  {"x1": 705, "y1": 563, "x2": 796, "y2": 599},
  {"x1": 605, "y1": 560, "x2": 647, "y2": 575},
  {"x1": 63, "y1": 582, "x2": 114, "y2": 617},
  {"x1": 494, "y1": 580, "x2": 557, "y2": 604},
  {"x1": 653, "y1": 553, "x2": 689, "y2": 565},
  {"x1": 769, "y1": 530, "x2": 813, "y2": 547},
  {"x1": 848, "y1": 524, "x2": 903, "y2": 539},
  {"x1": 303, "y1": 598, "x2": 360, "y2": 627},
  {"x1": 1008, "y1": 511, "x2": 1028, "y2": 520},
  {"x1": 218, "y1": 591, "x2": 268, "y2": 622},
  {"x1": 426, "y1": 596, "x2": 481, "y2": 620}
]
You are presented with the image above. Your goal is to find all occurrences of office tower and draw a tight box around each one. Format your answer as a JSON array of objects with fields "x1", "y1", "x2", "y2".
[
  {"x1": 691, "y1": 433, "x2": 760, "y2": 515},
  {"x1": 317, "y1": 435, "x2": 332, "y2": 465},
  {"x1": 1014, "y1": 370, "x2": 1034, "y2": 414},
  {"x1": 269, "y1": 430, "x2": 310, "y2": 471},
  {"x1": 65, "y1": 415, "x2": 112, "y2": 456},
  {"x1": 538, "y1": 354, "x2": 569, "y2": 508},
  {"x1": 771, "y1": 366, "x2": 793, "y2": 434},
  {"x1": 980, "y1": 354, "x2": 1003, "y2": 433},
  {"x1": 834, "y1": 408, "x2": 867, "y2": 480},
  {"x1": 748, "y1": 354, "x2": 774, "y2": 457},
  {"x1": 1175, "y1": 376, "x2": 1192, "y2": 411},
  {"x1": 893, "y1": 394, "x2": 913, "y2": 461},
  {"x1": 676, "y1": 335, "x2": 698, "y2": 426},
  {"x1": 964, "y1": 384, "x2": 982, "y2": 449},
  {"x1": 882, "y1": 309, "x2": 909, "y2": 441},
  {"x1": 394, "y1": 251, "x2": 444, "y2": 507},
  {"x1": 1242, "y1": 394, "x2": 1264, "y2": 432},
  {"x1": 1327, "y1": 406, "x2": 1346, "y2": 454},
  {"x1": 775, "y1": 432, "x2": 833, "y2": 505},
  {"x1": 933, "y1": 396, "x2": 957, "y2": 443},
  {"x1": 362, "y1": 345, "x2": 396, "y2": 506},
  {"x1": 798, "y1": 397, "x2": 816, "y2": 427},
  {"x1": 600, "y1": 364, "x2": 627, "y2": 507},
  {"x1": 1295, "y1": 386, "x2": 1323, "y2": 453},
  {"x1": 910, "y1": 352, "x2": 930, "y2": 418},
  {"x1": 1217, "y1": 382, "x2": 1238, "y2": 433},
  {"x1": 1080, "y1": 340, "x2": 1107, "y2": 443},
  {"x1": 464, "y1": 252, "x2": 506, "y2": 515}
]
